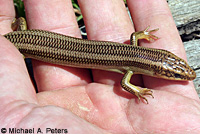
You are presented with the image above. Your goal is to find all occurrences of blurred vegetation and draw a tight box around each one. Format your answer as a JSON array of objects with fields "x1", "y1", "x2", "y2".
[
  {"x1": 13, "y1": 0, "x2": 25, "y2": 17},
  {"x1": 71, "y1": 0, "x2": 82, "y2": 22}
]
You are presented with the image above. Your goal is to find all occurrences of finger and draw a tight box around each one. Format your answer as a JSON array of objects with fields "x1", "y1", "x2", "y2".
[
  {"x1": 0, "y1": 36, "x2": 37, "y2": 104},
  {"x1": 78, "y1": 0, "x2": 143, "y2": 87},
  {"x1": 0, "y1": 0, "x2": 15, "y2": 34},
  {"x1": 128, "y1": 0, "x2": 184, "y2": 55},
  {"x1": 23, "y1": 0, "x2": 92, "y2": 92},
  {"x1": 127, "y1": 0, "x2": 198, "y2": 100},
  {"x1": 0, "y1": 0, "x2": 37, "y2": 104}
]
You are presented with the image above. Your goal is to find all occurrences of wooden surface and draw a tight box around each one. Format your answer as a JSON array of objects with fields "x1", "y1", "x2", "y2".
[
  {"x1": 184, "y1": 40, "x2": 200, "y2": 97},
  {"x1": 168, "y1": 0, "x2": 200, "y2": 97}
]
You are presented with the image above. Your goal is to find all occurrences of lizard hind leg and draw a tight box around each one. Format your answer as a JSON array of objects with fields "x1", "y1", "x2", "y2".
[
  {"x1": 11, "y1": 17, "x2": 27, "y2": 31},
  {"x1": 11, "y1": 17, "x2": 27, "y2": 59}
]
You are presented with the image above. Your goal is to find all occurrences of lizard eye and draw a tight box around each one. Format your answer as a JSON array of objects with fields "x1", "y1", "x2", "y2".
[{"x1": 174, "y1": 73, "x2": 181, "y2": 79}]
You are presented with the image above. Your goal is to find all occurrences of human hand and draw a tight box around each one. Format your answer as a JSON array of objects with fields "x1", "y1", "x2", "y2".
[{"x1": 0, "y1": 0, "x2": 200, "y2": 133}]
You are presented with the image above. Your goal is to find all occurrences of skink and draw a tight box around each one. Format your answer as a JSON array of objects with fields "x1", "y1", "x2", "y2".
[{"x1": 3, "y1": 18, "x2": 196, "y2": 103}]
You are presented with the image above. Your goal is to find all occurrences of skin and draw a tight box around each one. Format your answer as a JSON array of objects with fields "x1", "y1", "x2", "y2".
[{"x1": 0, "y1": 0, "x2": 200, "y2": 133}]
